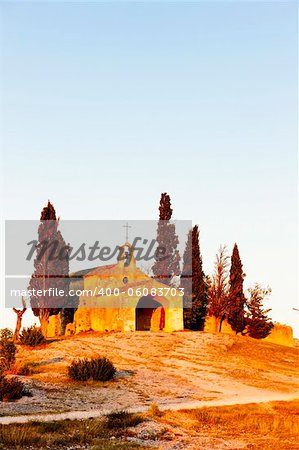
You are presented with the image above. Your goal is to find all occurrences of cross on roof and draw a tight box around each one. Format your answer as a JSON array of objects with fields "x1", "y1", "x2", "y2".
[{"x1": 123, "y1": 222, "x2": 132, "y2": 242}]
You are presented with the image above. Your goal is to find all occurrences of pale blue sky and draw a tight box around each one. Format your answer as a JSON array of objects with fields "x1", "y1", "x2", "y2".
[{"x1": 0, "y1": 2, "x2": 298, "y2": 334}]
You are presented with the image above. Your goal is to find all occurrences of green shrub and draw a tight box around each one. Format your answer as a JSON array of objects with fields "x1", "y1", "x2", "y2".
[
  {"x1": 105, "y1": 410, "x2": 144, "y2": 430},
  {"x1": 0, "y1": 375, "x2": 30, "y2": 401},
  {"x1": 68, "y1": 357, "x2": 116, "y2": 381},
  {"x1": 19, "y1": 326, "x2": 46, "y2": 346},
  {"x1": 0, "y1": 329, "x2": 16, "y2": 371}
]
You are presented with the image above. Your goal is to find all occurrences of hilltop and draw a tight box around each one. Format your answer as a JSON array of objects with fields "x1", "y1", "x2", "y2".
[{"x1": 2, "y1": 331, "x2": 298, "y2": 419}]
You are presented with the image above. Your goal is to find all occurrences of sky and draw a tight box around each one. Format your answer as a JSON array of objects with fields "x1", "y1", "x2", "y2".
[{"x1": 0, "y1": 2, "x2": 298, "y2": 335}]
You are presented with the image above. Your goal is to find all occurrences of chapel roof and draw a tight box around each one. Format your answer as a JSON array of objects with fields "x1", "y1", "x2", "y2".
[{"x1": 71, "y1": 242, "x2": 150, "y2": 279}]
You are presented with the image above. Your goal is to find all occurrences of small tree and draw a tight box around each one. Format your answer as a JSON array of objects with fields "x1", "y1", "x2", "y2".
[
  {"x1": 12, "y1": 297, "x2": 27, "y2": 342},
  {"x1": 227, "y1": 244, "x2": 246, "y2": 334},
  {"x1": 0, "y1": 329, "x2": 13, "y2": 341},
  {"x1": 0, "y1": 329, "x2": 16, "y2": 372},
  {"x1": 245, "y1": 284, "x2": 274, "y2": 339},
  {"x1": 208, "y1": 245, "x2": 230, "y2": 332},
  {"x1": 182, "y1": 226, "x2": 208, "y2": 330},
  {"x1": 152, "y1": 193, "x2": 180, "y2": 284},
  {"x1": 28, "y1": 201, "x2": 70, "y2": 337}
]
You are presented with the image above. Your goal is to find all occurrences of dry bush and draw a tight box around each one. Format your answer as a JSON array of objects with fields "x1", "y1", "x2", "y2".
[
  {"x1": 19, "y1": 326, "x2": 46, "y2": 347},
  {"x1": 11, "y1": 362, "x2": 34, "y2": 376},
  {"x1": 105, "y1": 410, "x2": 144, "y2": 430},
  {"x1": 68, "y1": 356, "x2": 116, "y2": 381},
  {"x1": 0, "y1": 375, "x2": 30, "y2": 402}
]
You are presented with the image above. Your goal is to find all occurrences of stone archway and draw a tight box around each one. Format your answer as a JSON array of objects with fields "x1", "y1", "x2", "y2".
[{"x1": 135, "y1": 296, "x2": 165, "y2": 331}]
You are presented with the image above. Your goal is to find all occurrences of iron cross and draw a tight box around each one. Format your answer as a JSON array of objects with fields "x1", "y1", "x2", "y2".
[{"x1": 123, "y1": 222, "x2": 132, "y2": 242}]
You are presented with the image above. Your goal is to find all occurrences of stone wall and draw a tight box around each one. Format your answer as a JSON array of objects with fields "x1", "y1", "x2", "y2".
[
  {"x1": 263, "y1": 323, "x2": 294, "y2": 347},
  {"x1": 70, "y1": 270, "x2": 184, "y2": 333},
  {"x1": 46, "y1": 314, "x2": 61, "y2": 338},
  {"x1": 203, "y1": 316, "x2": 234, "y2": 334},
  {"x1": 72, "y1": 307, "x2": 136, "y2": 333},
  {"x1": 204, "y1": 315, "x2": 294, "y2": 347},
  {"x1": 48, "y1": 310, "x2": 293, "y2": 347},
  {"x1": 67, "y1": 305, "x2": 184, "y2": 334}
]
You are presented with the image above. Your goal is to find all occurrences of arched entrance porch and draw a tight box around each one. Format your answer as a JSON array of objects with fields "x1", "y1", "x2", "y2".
[{"x1": 135, "y1": 296, "x2": 165, "y2": 331}]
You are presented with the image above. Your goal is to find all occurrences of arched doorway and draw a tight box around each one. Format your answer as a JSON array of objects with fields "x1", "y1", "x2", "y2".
[{"x1": 135, "y1": 296, "x2": 165, "y2": 331}]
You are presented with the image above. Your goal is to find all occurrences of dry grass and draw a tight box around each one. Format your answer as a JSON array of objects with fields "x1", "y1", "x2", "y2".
[
  {"x1": 191, "y1": 402, "x2": 299, "y2": 434},
  {"x1": 91, "y1": 442, "x2": 144, "y2": 450},
  {"x1": 0, "y1": 424, "x2": 40, "y2": 447},
  {"x1": 1, "y1": 401, "x2": 298, "y2": 449},
  {"x1": 0, "y1": 414, "x2": 148, "y2": 449},
  {"x1": 159, "y1": 400, "x2": 299, "y2": 449}
]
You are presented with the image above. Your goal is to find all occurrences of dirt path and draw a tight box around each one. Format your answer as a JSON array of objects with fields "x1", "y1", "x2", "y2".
[{"x1": 1, "y1": 390, "x2": 299, "y2": 425}]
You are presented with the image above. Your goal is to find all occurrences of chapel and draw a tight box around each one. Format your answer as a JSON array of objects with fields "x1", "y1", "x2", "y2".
[{"x1": 64, "y1": 243, "x2": 184, "y2": 335}]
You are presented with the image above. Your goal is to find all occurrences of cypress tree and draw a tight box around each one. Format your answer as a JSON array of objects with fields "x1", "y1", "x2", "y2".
[
  {"x1": 182, "y1": 229, "x2": 192, "y2": 327},
  {"x1": 152, "y1": 193, "x2": 180, "y2": 284},
  {"x1": 28, "y1": 201, "x2": 70, "y2": 337},
  {"x1": 227, "y1": 243, "x2": 246, "y2": 334},
  {"x1": 182, "y1": 225, "x2": 208, "y2": 330},
  {"x1": 158, "y1": 193, "x2": 173, "y2": 221}
]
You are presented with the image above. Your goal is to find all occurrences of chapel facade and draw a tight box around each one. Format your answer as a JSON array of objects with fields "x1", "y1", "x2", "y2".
[{"x1": 63, "y1": 243, "x2": 184, "y2": 335}]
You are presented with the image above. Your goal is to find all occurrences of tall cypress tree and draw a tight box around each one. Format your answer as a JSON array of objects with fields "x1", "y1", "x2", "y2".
[
  {"x1": 182, "y1": 229, "x2": 192, "y2": 327},
  {"x1": 158, "y1": 193, "x2": 173, "y2": 221},
  {"x1": 182, "y1": 225, "x2": 208, "y2": 330},
  {"x1": 227, "y1": 243, "x2": 246, "y2": 334},
  {"x1": 29, "y1": 201, "x2": 70, "y2": 337},
  {"x1": 152, "y1": 193, "x2": 180, "y2": 284}
]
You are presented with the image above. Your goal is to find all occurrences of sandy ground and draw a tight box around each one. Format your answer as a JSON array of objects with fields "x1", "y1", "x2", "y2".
[{"x1": 1, "y1": 331, "x2": 299, "y2": 422}]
